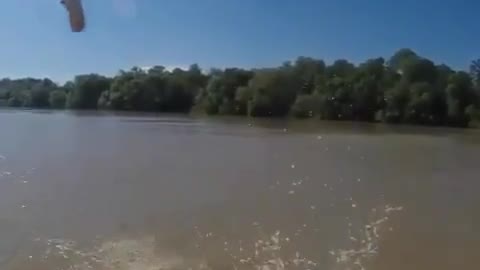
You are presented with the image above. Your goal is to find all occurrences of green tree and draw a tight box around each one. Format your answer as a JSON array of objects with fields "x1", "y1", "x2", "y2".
[
  {"x1": 350, "y1": 58, "x2": 386, "y2": 121},
  {"x1": 291, "y1": 95, "x2": 321, "y2": 118},
  {"x1": 235, "y1": 85, "x2": 254, "y2": 116},
  {"x1": 203, "y1": 68, "x2": 253, "y2": 115},
  {"x1": 384, "y1": 81, "x2": 410, "y2": 123},
  {"x1": 30, "y1": 87, "x2": 51, "y2": 108},
  {"x1": 388, "y1": 48, "x2": 419, "y2": 72},
  {"x1": 7, "y1": 90, "x2": 30, "y2": 107},
  {"x1": 104, "y1": 66, "x2": 201, "y2": 113},
  {"x1": 326, "y1": 59, "x2": 356, "y2": 78},
  {"x1": 445, "y1": 71, "x2": 477, "y2": 126},
  {"x1": 0, "y1": 48, "x2": 478, "y2": 128},
  {"x1": 49, "y1": 90, "x2": 67, "y2": 109},
  {"x1": 246, "y1": 68, "x2": 301, "y2": 117},
  {"x1": 293, "y1": 57, "x2": 326, "y2": 95},
  {"x1": 402, "y1": 58, "x2": 438, "y2": 84},
  {"x1": 68, "y1": 74, "x2": 111, "y2": 109},
  {"x1": 404, "y1": 82, "x2": 444, "y2": 125},
  {"x1": 470, "y1": 59, "x2": 480, "y2": 85},
  {"x1": 29, "y1": 79, "x2": 57, "y2": 108}
]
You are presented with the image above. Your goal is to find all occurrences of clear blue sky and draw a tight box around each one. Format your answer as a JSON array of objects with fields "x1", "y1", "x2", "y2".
[{"x1": 0, "y1": 0, "x2": 478, "y2": 82}]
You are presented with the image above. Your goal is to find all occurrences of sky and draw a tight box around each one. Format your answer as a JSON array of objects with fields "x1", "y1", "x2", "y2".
[{"x1": 0, "y1": 0, "x2": 478, "y2": 82}]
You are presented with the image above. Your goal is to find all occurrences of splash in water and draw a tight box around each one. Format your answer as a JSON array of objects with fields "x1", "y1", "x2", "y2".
[{"x1": 329, "y1": 205, "x2": 404, "y2": 270}]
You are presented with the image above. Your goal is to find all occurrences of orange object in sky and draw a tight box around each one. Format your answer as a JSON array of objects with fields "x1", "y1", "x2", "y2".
[{"x1": 61, "y1": 0, "x2": 85, "y2": 32}]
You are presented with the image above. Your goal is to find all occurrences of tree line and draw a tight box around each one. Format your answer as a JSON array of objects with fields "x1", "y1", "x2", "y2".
[{"x1": 0, "y1": 49, "x2": 479, "y2": 127}]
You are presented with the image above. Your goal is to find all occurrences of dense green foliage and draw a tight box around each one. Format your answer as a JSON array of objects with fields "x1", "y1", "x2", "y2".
[
  {"x1": 0, "y1": 49, "x2": 479, "y2": 127},
  {"x1": 99, "y1": 65, "x2": 207, "y2": 112}
]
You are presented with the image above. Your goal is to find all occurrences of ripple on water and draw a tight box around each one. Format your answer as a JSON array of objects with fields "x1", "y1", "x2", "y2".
[{"x1": 3, "y1": 202, "x2": 402, "y2": 270}]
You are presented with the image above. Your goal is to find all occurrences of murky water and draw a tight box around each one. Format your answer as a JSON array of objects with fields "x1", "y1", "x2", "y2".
[{"x1": 0, "y1": 110, "x2": 479, "y2": 270}]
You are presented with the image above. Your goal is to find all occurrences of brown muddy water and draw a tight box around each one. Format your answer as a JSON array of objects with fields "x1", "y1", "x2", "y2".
[{"x1": 0, "y1": 110, "x2": 479, "y2": 270}]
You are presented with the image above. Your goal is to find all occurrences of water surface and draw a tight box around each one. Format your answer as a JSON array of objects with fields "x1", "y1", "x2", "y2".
[{"x1": 0, "y1": 110, "x2": 479, "y2": 269}]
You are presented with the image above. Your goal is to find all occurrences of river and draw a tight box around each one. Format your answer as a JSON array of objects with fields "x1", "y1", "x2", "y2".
[{"x1": 0, "y1": 110, "x2": 479, "y2": 270}]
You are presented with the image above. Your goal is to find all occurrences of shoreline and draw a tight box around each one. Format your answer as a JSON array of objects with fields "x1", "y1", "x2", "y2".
[{"x1": 2, "y1": 108, "x2": 479, "y2": 135}]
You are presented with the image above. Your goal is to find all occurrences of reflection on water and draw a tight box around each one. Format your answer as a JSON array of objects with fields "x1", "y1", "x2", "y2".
[{"x1": 0, "y1": 110, "x2": 479, "y2": 269}]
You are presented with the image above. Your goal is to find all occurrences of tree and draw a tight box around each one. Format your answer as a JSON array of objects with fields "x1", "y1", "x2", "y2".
[
  {"x1": 404, "y1": 82, "x2": 444, "y2": 125},
  {"x1": 326, "y1": 59, "x2": 356, "y2": 78},
  {"x1": 402, "y1": 58, "x2": 438, "y2": 84},
  {"x1": 350, "y1": 58, "x2": 387, "y2": 121},
  {"x1": 0, "y1": 78, "x2": 58, "y2": 108},
  {"x1": 235, "y1": 86, "x2": 254, "y2": 116},
  {"x1": 245, "y1": 68, "x2": 301, "y2": 117},
  {"x1": 294, "y1": 57, "x2": 326, "y2": 95},
  {"x1": 388, "y1": 48, "x2": 419, "y2": 72},
  {"x1": 435, "y1": 64, "x2": 454, "y2": 91},
  {"x1": 0, "y1": 48, "x2": 478, "y2": 128},
  {"x1": 185, "y1": 64, "x2": 208, "y2": 91},
  {"x1": 29, "y1": 79, "x2": 58, "y2": 108},
  {"x1": 30, "y1": 87, "x2": 51, "y2": 108},
  {"x1": 291, "y1": 95, "x2": 321, "y2": 118},
  {"x1": 7, "y1": 90, "x2": 30, "y2": 107},
  {"x1": 470, "y1": 59, "x2": 480, "y2": 84},
  {"x1": 162, "y1": 77, "x2": 196, "y2": 112},
  {"x1": 384, "y1": 81, "x2": 410, "y2": 123},
  {"x1": 68, "y1": 74, "x2": 111, "y2": 109},
  {"x1": 202, "y1": 68, "x2": 253, "y2": 115},
  {"x1": 49, "y1": 90, "x2": 67, "y2": 109},
  {"x1": 103, "y1": 66, "x2": 202, "y2": 113},
  {"x1": 445, "y1": 71, "x2": 477, "y2": 126}
]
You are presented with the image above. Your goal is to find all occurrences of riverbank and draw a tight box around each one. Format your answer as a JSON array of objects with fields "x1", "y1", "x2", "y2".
[
  {"x1": 1, "y1": 48, "x2": 479, "y2": 128},
  {"x1": 3, "y1": 108, "x2": 480, "y2": 138}
]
